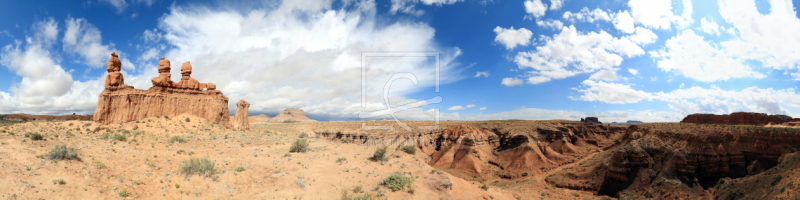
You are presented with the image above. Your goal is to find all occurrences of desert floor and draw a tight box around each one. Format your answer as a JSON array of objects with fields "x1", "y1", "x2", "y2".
[{"x1": 0, "y1": 115, "x2": 614, "y2": 200}]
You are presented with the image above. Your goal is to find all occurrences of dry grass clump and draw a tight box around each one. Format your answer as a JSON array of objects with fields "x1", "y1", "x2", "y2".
[
  {"x1": 47, "y1": 145, "x2": 80, "y2": 161},
  {"x1": 180, "y1": 157, "x2": 216, "y2": 177}
]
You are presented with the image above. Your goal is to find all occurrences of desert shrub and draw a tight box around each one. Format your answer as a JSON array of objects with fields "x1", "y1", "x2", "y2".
[
  {"x1": 353, "y1": 185, "x2": 363, "y2": 193},
  {"x1": 26, "y1": 132, "x2": 44, "y2": 141},
  {"x1": 370, "y1": 147, "x2": 388, "y2": 162},
  {"x1": 772, "y1": 175, "x2": 783, "y2": 186},
  {"x1": 400, "y1": 145, "x2": 416, "y2": 154},
  {"x1": 180, "y1": 157, "x2": 216, "y2": 177},
  {"x1": 340, "y1": 189, "x2": 376, "y2": 200},
  {"x1": 341, "y1": 137, "x2": 351, "y2": 143},
  {"x1": 112, "y1": 134, "x2": 127, "y2": 142},
  {"x1": 47, "y1": 145, "x2": 80, "y2": 161},
  {"x1": 289, "y1": 139, "x2": 309, "y2": 153},
  {"x1": 336, "y1": 157, "x2": 347, "y2": 163},
  {"x1": 643, "y1": 190, "x2": 653, "y2": 198},
  {"x1": 169, "y1": 136, "x2": 187, "y2": 144},
  {"x1": 382, "y1": 173, "x2": 413, "y2": 191},
  {"x1": 299, "y1": 132, "x2": 308, "y2": 138},
  {"x1": 480, "y1": 184, "x2": 488, "y2": 190},
  {"x1": 522, "y1": 172, "x2": 529, "y2": 176},
  {"x1": 235, "y1": 167, "x2": 245, "y2": 172},
  {"x1": 185, "y1": 117, "x2": 190, "y2": 122},
  {"x1": 53, "y1": 179, "x2": 66, "y2": 185},
  {"x1": 118, "y1": 187, "x2": 129, "y2": 197},
  {"x1": 92, "y1": 161, "x2": 106, "y2": 169},
  {"x1": 441, "y1": 181, "x2": 453, "y2": 190},
  {"x1": 164, "y1": 115, "x2": 170, "y2": 120}
]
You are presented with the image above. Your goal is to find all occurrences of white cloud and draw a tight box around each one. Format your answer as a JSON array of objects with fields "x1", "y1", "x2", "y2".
[
  {"x1": 651, "y1": 86, "x2": 800, "y2": 116},
  {"x1": 588, "y1": 69, "x2": 618, "y2": 81},
  {"x1": 100, "y1": 0, "x2": 128, "y2": 13},
  {"x1": 717, "y1": 0, "x2": 800, "y2": 71},
  {"x1": 527, "y1": 76, "x2": 551, "y2": 84},
  {"x1": 626, "y1": 27, "x2": 657, "y2": 45},
  {"x1": 134, "y1": 0, "x2": 156, "y2": 6},
  {"x1": 390, "y1": 0, "x2": 463, "y2": 16},
  {"x1": 142, "y1": 28, "x2": 162, "y2": 42},
  {"x1": 679, "y1": 83, "x2": 684, "y2": 88},
  {"x1": 478, "y1": 107, "x2": 487, "y2": 110},
  {"x1": 466, "y1": 104, "x2": 476, "y2": 108},
  {"x1": 613, "y1": 10, "x2": 635, "y2": 33},
  {"x1": 447, "y1": 105, "x2": 465, "y2": 110},
  {"x1": 524, "y1": 0, "x2": 547, "y2": 19},
  {"x1": 649, "y1": 30, "x2": 765, "y2": 82},
  {"x1": 628, "y1": 0, "x2": 693, "y2": 30},
  {"x1": 563, "y1": 7, "x2": 611, "y2": 23},
  {"x1": 536, "y1": 19, "x2": 564, "y2": 30},
  {"x1": 138, "y1": 47, "x2": 159, "y2": 61},
  {"x1": 501, "y1": 77, "x2": 523, "y2": 86},
  {"x1": 474, "y1": 71, "x2": 489, "y2": 77},
  {"x1": 62, "y1": 18, "x2": 117, "y2": 68},
  {"x1": 442, "y1": 107, "x2": 684, "y2": 122},
  {"x1": 513, "y1": 25, "x2": 645, "y2": 84},
  {"x1": 549, "y1": 0, "x2": 565, "y2": 10},
  {"x1": 699, "y1": 17, "x2": 721, "y2": 35},
  {"x1": 627, "y1": 68, "x2": 638, "y2": 75},
  {"x1": 572, "y1": 80, "x2": 650, "y2": 104},
  {"x1": 493, "y1": 26, "x2": 533, "y2": 50},
  {"x1": 31, "y1": 18, "x2": 59, "y2": 47}
]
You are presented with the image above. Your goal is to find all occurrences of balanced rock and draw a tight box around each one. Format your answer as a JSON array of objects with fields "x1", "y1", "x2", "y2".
[
  {"x1": 94, "y1": 53, "x2": 230, "y2": 126},
  {"x1": 104, "y1": 52, "x2": 133, "y2": 90},
  {"x1": 232, "y1": 100, "x2": 250, "y2": 130}
]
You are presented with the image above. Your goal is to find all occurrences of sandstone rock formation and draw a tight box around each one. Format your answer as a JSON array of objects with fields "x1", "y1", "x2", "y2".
[
  {"x1": 3, "y1": 113, "x2": 93, "y2": 121},
  {"x1": 270, "y1": 108, "x2": 316, "y2": 122},
  {"x1": 104, "y1": 52, "x2": 133, "y2": 90},
  {"x1": 231, "y1": 100, "x2": 250, "y2": 130},
  {"x1": 95, "y1": 53, "x2": 230, "y2": 126},
  {"x1": 681, "y1": 112, "x2": 796, "y2": 125},
  {"x1": 581, "y1": 117, "x2": 602, "y2": 124}
]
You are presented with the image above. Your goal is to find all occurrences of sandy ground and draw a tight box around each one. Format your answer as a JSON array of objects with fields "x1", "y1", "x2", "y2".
[{"x1": 0, "y1": 115, "x2": 524, "y2": 200}]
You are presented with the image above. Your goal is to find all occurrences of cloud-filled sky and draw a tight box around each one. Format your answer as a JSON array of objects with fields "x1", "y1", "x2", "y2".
[{"x1": 1, "y1": 0, "x2": 800, "y2": 123}]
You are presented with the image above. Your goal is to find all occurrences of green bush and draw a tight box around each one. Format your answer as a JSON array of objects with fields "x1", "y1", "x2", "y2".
[
  {"x1": 118, "y1": 187, "x2": 129, "y2": 197},
  {"x1": 382, "y1": 173, "x2": 413, "y2": 191},
  {"x1": 400, "y1": 145, "x2": 416, "y2": 154},
  {"x1": 235, "y1": 167, "x2": 246, "y2": 172},
  {"x1": 480, "y1": 184, "x2": 488, "y2": 190},
  {"x1": 180, "y1": 157, "x2": 216, "y2": 177},
  {"x1": 112, "y1": 134, "x2": 127, "y2": 142},
  {"x1": 290, "y1": 139, "x2": 309, "y2": 153},
  {"x1": 47, "y1": 145, "x2": 80, "y2": 161},
  {"x1": 336, "y1": 157, "x2": 347, "y2": 163},
  {"x1": 370, "y1": 147, "x2": 388, "y2": 162},
  {"x1": 27, "y1": 132, "x2": 44, "y2": 141},
  {"x1": 341, "y1": 137, "x2": 351, "y2": 143},
  {"x1": 169, "y1": 136, "x2": 187, "y2": 144},
  {"x1": 299, "y1": 132, "x2": 308, "y2": 138},
  {"x1": 340, "y1": 189, "x2": 376, "y2": 200},
  {"x1": 185, "y1": 117, "x2": 191, "y2": 122},
  {"x1": 772, "y1": 175, "x2": 783, "y2": 186}
]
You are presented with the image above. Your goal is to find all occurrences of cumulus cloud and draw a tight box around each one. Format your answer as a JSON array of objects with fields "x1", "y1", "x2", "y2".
[
  {"x1": 466, "y1": 104, "x2": 475, "y2": 108},
  {"x1": 571, "y1": 80, "x2": 650, "y2": 104},
  {"x1": 549, "y1": 0, "x2": 565, "y2": 10},
  {"x1": 627, "y1": 68, "x2": 638, "y2": 75},
  {"x1": 390, "y1": 0, "x2": 463, "y2": 16},
  {"x1": 447, "y1": 105, "x2": 465, "y2": 110},
  {"x1": 699, "y1": 17, "x2": 721, "y2": 35},
  {"x1": 524, "y1": 0, "x2": 547, "y2": 19},
  {"x1": 478, "y1": 107, "x2": 487, "y2": 110},
  {"x1": 474, "y1": 71, "x2": 489, "y2": 77},
  {"x1": 63, "y1": 18, "x2": 122, "y2": 68},
  {"x1": 493, "y1": 26, "x2": 533, "y2": 50},
  {"x1": 536, "y1": 19, "x2": 564, "y2": 30},
  {"x1": 501, "y1": 77, "x2": 523, "y2": 86},
  {"x1": 588, "y1": 69, "x2": 618, "y2": 81},
  {"x1": 628, "y1": 0, "x2": 692, "y2": 30},
  {"x1": 717, "y1": 0, "x2": 800, "y2": 71},
  {"x1": 442, "y1": 107, "x2": 684, "y2": 122},
  {"x1": 649, "y1": 30, "x2": 765, "y2": 82},
  {"x1": 101, "y1": 0, "x2": 128, "y2": 13},
  {"x1": 513, "y1": 25, "x2": 645, "y2": 84},
  {"x1": 613, "y1": 10, "x2": 635, "y2": 33},
  {"x1": 562, "y1": 7, "x2": 611, "y2": 23}
]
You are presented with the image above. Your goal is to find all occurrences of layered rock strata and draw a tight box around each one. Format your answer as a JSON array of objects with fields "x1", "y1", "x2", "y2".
[
  {"x1": 94, "y1": 53, "x2": 230, "y2": 125},
  {"x1": 681, "y1": 112, "x2": 796, "y2": 125}
]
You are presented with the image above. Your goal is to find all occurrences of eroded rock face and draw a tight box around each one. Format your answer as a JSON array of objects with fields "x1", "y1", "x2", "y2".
[
  {"x1": 271, "y1": 108, "x2": 316, "y2": 122},
  {"x1": 681, "y1": 112, "x2": 795, "y2": 125},
  {"x1": 95, "y1": 53, "x2": 231, "y2": 126},
  {"x1": 595, "y1": 124, "x2": 800, "y2": 198},
  {"x1": 232, "y1": 100, "x2": 250, "y2": 130}
]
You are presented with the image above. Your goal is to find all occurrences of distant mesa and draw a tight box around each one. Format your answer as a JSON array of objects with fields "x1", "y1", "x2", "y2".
[
  {"x1": 94, "y1": 52, "x2": 247, "y2": 128},
  {"x1": 250, "y1": 108, "x2": 316, "y2": 123},
  {"x1": 680, "y1": 112, "x2": 799, "y2": 125},
  {"x1": 581, "y1": 117, "x2": 602, "y2": 125},
  {"x1": 626, "y1": 120, "x2": 643, "y2": 124}
]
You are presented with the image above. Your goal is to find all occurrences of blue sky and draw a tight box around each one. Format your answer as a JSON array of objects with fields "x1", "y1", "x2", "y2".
[{"x1": 1, "y1": 0, "x2": 800, "y2": 122}]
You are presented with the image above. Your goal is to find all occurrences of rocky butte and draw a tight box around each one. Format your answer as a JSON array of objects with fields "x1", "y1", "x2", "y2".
[
  {"x1": 93, "y1": 52, "x2": 247, "y2": 127},
  {"x1": 680, "y1": 112, "x2": 799, "y2": 125}
]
